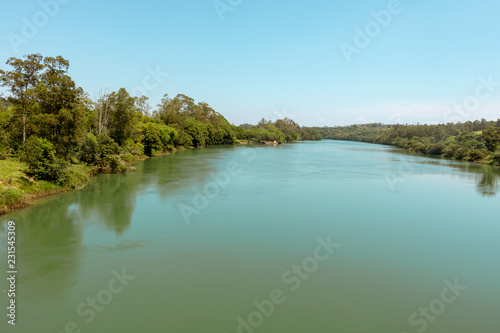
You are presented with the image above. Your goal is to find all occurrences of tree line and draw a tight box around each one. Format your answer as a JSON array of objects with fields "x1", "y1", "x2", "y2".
[
  {"x1": 317, "y1": 120, "x2": 500, "y2": 164},
  {"x1": 0, "y1": 54, "x2": 320, "y2": 185}
]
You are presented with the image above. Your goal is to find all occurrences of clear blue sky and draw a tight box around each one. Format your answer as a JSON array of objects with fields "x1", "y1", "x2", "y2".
[{"x1": 1, "y1": 0, "x2": 499, "y2": 126}]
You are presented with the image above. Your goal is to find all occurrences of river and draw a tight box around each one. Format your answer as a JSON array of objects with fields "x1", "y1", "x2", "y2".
[{"x1": 1, "y1": 140, "x2": 499, "y2": 333}]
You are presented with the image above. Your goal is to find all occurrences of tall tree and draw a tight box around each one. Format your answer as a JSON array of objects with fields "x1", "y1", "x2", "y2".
[
  {"x1": 135, "y1": 95, "x2": 151, "y2": 116},
  {"x1": 36, "y1": 56, "x2": 83, "y2": 114},
  {"x1": 0, "y1": 54, "x2": 43, "y2": 143},
  {"x1": 108, "y1": 88, "x2": 137, "y2": 145},
  {"x1": 33, "y1": 56, "x2": 86, "y2": 156}
]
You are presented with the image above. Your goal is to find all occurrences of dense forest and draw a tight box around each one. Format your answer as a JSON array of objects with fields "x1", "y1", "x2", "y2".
[
  {"x1": 317, "y1": 120, "x2": 500, "y2": 164},
  {"x1": 0, "y1": 54, "x2": 320, "y2": 213}
]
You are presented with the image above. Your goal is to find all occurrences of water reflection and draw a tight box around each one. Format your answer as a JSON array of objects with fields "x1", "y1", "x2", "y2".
[
  {"x1": 455, "y1": 163, "x2": 500, "y2": 197},
  {"x1": 387, "y1": 147, "x2": 500, "y2": 197},
  {"x1": 77, "y1": 171, "x2": 141, "y2": 236},
  {"x1": 0, "y1": 194, "x2": 82, "y2": 298},
  {"x1": 141, "y1": 148, "x2": 221, "y2": 199}
]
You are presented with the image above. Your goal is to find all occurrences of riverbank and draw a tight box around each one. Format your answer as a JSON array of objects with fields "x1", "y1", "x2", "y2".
[
  {"x1": 0, "y1": 150, "x2": 179, "y2": 216},
  {"x1": 317, "y1": 123, "x2": 500, "y2": 166},
  {"x1": 0, "y1": 141, "x2": 283, "y2": 216},
  {"x1": 330, "y1": 138, "x2": 500, "y2": 167},
  {"x1": 0, "y1": 159, "x2": 93, "y2": 215}
]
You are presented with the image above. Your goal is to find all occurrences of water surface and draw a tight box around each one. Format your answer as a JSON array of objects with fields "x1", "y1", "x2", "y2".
[{"x1": 1, "y1": 141, "x2": 499, "y2": 333}]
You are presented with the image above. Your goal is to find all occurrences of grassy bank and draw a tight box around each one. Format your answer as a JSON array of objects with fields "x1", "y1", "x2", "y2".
[
  {"x1": 0, "y1": 159, "x2": 94, "y2": 215},
  {"x1": 0, "y1": 147, "x2": 186, "y2": 216}
]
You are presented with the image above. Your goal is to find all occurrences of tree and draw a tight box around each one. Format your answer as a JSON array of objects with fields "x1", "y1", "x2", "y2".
[
  {"x1": 35, "y1": 56, "x2": 83, "y2": 114},
  {"x1": 482, "y1": 127, "x2": 500, "y2": 152},
  {"x1": 19, "y1": 136, "x2": 68, "y2": 184},
  {"x1": 184, "y1": 118, "x2": 208, "y2": 147},
  {"x1": 0, "y1": 54, "x2": 43, "y2": 143},
  {"x1": 141, "y1": 122, "x2": 177, "y2": 155},
  {"x1": 93, "y1": 89, "x2": 112, "y2": 136},
  {"x1": 0, "y1": 98, "x2": 12, "y2": 158},
  {"x1": 135, "y1": 95, "x2": 151, "y2": 116},
  {"x1": 155, "y1": 93, "x2": 196, "y2": 127},
  {"x1": 108, "y1": 88, "x2": 137, "y2": 145},
  {"x1": 257, "y1": 118, "x2": 272, "y2": 128},
  {"x1": 275, "y1": 118, "x2": 301, "y2": 142}
]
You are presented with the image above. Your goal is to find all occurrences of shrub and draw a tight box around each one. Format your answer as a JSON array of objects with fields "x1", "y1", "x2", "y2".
[
  {"x1": 97, "y1": 133, "x2": 120, "y2": 157},
  {"x1": 142, "y1": 123, "x2": 164, "y2": 155},
  {"x1": 122, "y1": 139, "x2": 144, "y2": 156},
  {"x1": 452, "y1": 147, "x2": 470, "y2": 160},
  {"x1": 0, "y1": 133, "x2": 10, "y2": 159},
  {"x1": 443, "y1": 145, "x2": 459, "y2": 158},
  {"x1": 79, "y1": 133, "x2": 100, "y2": 164},
  {"x1": 184, "y1": 118, "x2": 208, "y2": 147},
  {"x1": 19, "y1": 136, "x2": 68, "y2": 184},
  {"x1": 104, "y1": 155, "x2": 128, "y2": 173},
  {"x1": 491, "y1": 151, "x2": 500, "y2": 165},
  {"x1": 65, "y1": 164, "x2": 90, "y2": 188},
  {"x1": 465, "y1": 149, "x2": 488, "y2": 162},
  {"x1": 174, "y1": 129, "x2": 193, "y2": 148},
  {"x1": 426, "y1": 143, "x2": 446, "y2": 156},
  {"x1": 0, "y1": 188, "x2": 25, "y2": 209},
  {"x1": 482, "y1": 127, "x2": 500, "y2": 152}
]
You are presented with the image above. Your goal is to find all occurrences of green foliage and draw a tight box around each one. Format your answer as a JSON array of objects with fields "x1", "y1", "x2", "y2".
[
  {"x1": 491, "y1": 152, "x2": 500, "y2": 165},
  {"x1": 0, "y1": 188, "x2": 25, "y2": 211},
  {"x1": 1, "y1": 53, "x2": 315, "y2": 191},
  {"x1": 426, "y1": 143, "x2": 446, "y2": 156},
  {"x1": 122, "y1": 139, "x2": 144, "y2": 156},
  {"x1": 465, "y1": 149, "x2": 489, "y2": 162},
  {"x1": 65, "y1": 163, "x2": 90, "y2": 188},
  {"x1": 0, "y1": 54, "x2": 44, "y2": 143},
  {"x1": 300, "y1": 127, "x2": 322, "y2": 141},
  {"x1": 237, "y1": 117, "x2": 323, "y2": 143},
  {"x1": 274, "y1": 118, "x2": 301, "y2": 142},
  {"x1": 0, "y1": 101, "x2": 11, "y2": 159},
  {"x1": 155, "y1": 94, "x2": 237, "y2": 147},
  {"x1": 108, "y1": 88, "x2": 138, "y2": 145},
  {"x1": 79, "y1": 133, "x2": 100, "y2": 164},
  {"x1": 244, "y1": 126, "x2": 285, "y2": 143},
  {"x1": 174, "y1": 129, "x2": 193, "y2": 148},
  {"x1": 103, "y1": 155, "x2": 128, "y2": 173},
  {"x1": 184, "y1": 118, "x2": 208, "y2": 147},
  {"x1": 141, "y1": 122, "x2": 176, "y2": 155},
  {"x1": 97, "y1": 133, "x2": 120, "y2": 157},
  {"x1": 482, "y1": 127, "x2": 500, "y2": 152},
  {"x1": 319, "y1": 121, "x2": 500, "y2": 164},
  {"x1": 19, "y1": 136, "x2": 68, "y2": 184}
]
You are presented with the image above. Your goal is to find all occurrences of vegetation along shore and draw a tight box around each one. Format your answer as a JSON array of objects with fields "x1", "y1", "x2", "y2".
[
  {"x1": 316, "y1": 122, "x2": 500, "y2": 165},
  {"x1": 1, "y1": 54, "x2": 499, "y2": 215},
  {"x1": 0, "y1": 54, "x2": 320, "y2": 215}
]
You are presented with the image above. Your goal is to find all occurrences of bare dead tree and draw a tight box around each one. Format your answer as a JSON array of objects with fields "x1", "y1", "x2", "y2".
[{"x1": 93, "y1": 88, "x2": 111, "y2": 136}]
